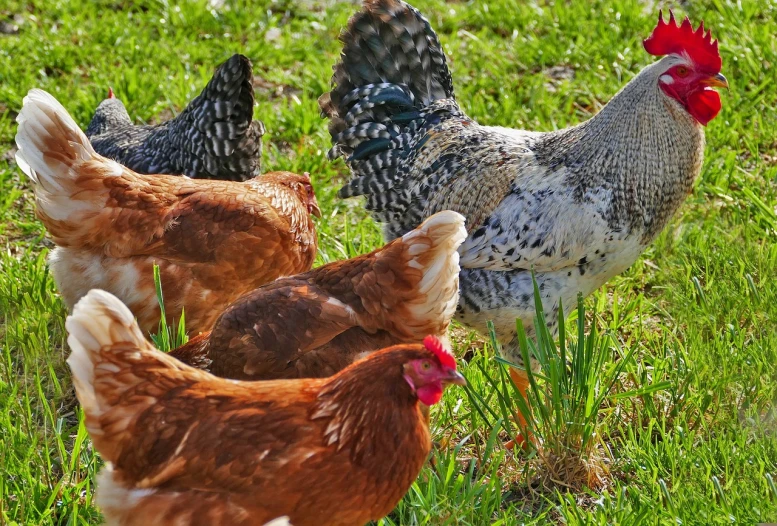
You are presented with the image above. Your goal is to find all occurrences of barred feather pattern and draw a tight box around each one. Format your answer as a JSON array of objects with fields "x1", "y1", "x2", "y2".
[
  {"x1": 86, "y1": 54, "x2": 264, "y2": 182},
  {"x1": 323, "y1": 0, "x2": 709, "y2": 370},
  {"x1": 320, "y1": 0, "x2": 460, "y2": 209}
]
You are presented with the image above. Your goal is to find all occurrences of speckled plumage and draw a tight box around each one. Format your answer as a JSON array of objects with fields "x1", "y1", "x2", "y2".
[
  {"x1": 86, "y1": 54, "x2": 265, "y2": 182},
  {"x1": 322, "y1": 0, "x2": 709, "y2": 367}
]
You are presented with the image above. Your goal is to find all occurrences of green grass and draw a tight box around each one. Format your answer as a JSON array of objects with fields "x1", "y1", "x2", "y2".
[{"x1": 1, "y1": 0, "x2": 776, "y2": 524}]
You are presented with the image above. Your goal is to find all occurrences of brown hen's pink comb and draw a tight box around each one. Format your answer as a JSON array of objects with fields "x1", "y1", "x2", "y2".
[
  {"x1": 643, "y1": 10, "x2": 721, "y2": 74},
  {"x1": 423, "y1": 335, "x2": 457, "y2": 370}
]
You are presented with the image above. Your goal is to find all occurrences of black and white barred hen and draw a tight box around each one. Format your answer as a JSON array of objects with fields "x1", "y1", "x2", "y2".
[
  {"x1": 321, "y1": 0, "x2": 727, "y2": 431},
  {"x1": 86, "y1": 54, "x2": 265, "y2": 181}
]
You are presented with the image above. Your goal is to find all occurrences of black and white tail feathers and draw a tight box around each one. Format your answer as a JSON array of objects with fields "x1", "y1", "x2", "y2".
[
  {"x1": 166, "y1": 53, "x2": 265, "y2": 181},
  {"x1": 87, "y1": 54, "x2": 265, "y2": 182},
  {"x1": 320, "y1": 0, "x2": 458, "y2": 200}
]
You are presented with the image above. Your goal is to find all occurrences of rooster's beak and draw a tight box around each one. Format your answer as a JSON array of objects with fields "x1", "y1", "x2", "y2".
[
  {"x1": 702, "y1": 73, "x2": 729, "y2": 91},
  {"x1": 443, "y1": 369, "x2": 467, "y2": 386}
]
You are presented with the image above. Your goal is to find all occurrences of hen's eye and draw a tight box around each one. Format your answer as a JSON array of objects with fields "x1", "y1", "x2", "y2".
[
  {"x1": 421, "y1": 361, "x2": 432, "y2": 371},
  {"x1": 676, "y1": 66, "x2": 689, "y2": 77}
]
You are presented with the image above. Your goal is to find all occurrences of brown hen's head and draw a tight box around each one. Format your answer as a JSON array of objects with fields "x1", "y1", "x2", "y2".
[
  {"x1": 333, "y1": 337, "x2": 465, "y2": 406},
  {"x1": 643, "y1": 10, "x2": 728, "y2": 126},
  {"x1": 400, "y1": 336, "x2": 465, "y2": 405}
]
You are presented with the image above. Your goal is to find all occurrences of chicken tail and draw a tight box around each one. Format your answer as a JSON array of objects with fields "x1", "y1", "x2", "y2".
[
  {"x1": 15, "y1": 89, "x2": 98, "y2": 193},
  {"x1": 169, "y1": 53, "x2": 265, "y2": 181},
  {"x1": 15, "y1": 89, "x2": 128, "y2": 244},
  {"x1": 320, "y1": 0, "x2": 461, "y2": 204},
  {"x1": 66, "y1": 289, "x2": 193, "y2": 464},
  {"x1": 394, "y1": 210, "x2": 467, "y2": 339}
]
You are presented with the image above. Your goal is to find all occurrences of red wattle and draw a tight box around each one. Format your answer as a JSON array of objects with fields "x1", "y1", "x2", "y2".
[
  {"x1": 687, "y1": 89, "x2": 721, "y2": 126},
  {"x1": 417, "y1": 383, "x2": 443, "y2": 406}
]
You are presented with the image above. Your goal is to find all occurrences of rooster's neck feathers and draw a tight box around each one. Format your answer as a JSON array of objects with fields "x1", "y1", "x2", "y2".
[{"x1": 533, "y1": 58, "x2": 705, "y2": 240}]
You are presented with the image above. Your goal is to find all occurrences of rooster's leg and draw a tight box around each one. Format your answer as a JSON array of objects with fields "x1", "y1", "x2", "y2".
[{"x1": 505, "y1": 367, "x2": 534, "y2": 450}]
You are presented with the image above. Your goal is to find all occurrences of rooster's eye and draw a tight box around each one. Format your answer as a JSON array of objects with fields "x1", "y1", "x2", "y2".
[{"x1": 676, "y1": 66, "x2": 689, "y2": 77}]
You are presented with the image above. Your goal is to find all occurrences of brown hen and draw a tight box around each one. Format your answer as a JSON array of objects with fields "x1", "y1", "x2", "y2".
[
  {"x1": 171, "y1": 210, "x2": 466, "y2": 380},
  {"x1": 66, "y1": 289, "x2": 465, "y2": 526},
  {"x1": 15, "y1": 89, "x2": 319, "y2": 335}
]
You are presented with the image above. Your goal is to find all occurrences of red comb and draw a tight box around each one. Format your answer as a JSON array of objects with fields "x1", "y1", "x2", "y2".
[
  {"x1": 107, "y1": 87, "x2": 115, "y2": 99},
  {"x1": 423, "y1": 335, "x2": 456, "y2": 370},
  {"x1": 643, "y1": 10, "x2": 721, "y2": 74}
]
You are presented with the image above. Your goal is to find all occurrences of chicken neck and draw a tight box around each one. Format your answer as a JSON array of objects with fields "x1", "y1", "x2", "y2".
[{"x1": 532, "y1": 60, "x2": 706, "y2": 242}]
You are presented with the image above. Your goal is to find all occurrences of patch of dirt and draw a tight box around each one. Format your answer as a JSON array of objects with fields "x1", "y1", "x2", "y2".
[
  {"x1": 253, "y1": 76, "x2": 303, "y2": 101},
  {"x1": 3, "y1": 145, "x2": 18, "y2": 163},
  {"x1": 762, "y1": 153, "x2": 777, "y2": 165},
  {"x1": 545, "y1": 65, "x2": 575, "y2": 81},
  {"x1": 448, "y1": 323, "x2": 486, "y2": 362}
]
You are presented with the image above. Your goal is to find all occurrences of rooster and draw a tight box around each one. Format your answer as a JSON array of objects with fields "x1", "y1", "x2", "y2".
[
  {"x1": 15, "y1": 89, "x2": 319, "y2": 335},
  {"x1": 86, "y1": 54, "x2": 265, "y2": 181},
  {"x1": 171, "y1": 210, "x2": 466, "y2": 380},
  {"x1": 321, "y1": 0, "x2": 728, "y2": 441},
  {"x1": 66, "y1": 289, "x2": 465, "y2": 526}
]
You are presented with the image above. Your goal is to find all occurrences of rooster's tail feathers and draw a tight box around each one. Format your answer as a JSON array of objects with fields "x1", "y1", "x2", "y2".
[
  {"x1": 321, "y1": 0, "x2": 453, "y2": 121},
  {"x1": 400, "y1": 210, "x2": 466, "y2": 333},
  {"x1": 174, "y1": 53, "x2": 264, "y2": 181},
  {"x1": 321, "y1": 0, "x2": 459, "y2": 209}
]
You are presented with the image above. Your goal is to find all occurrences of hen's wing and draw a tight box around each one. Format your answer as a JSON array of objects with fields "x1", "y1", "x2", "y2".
[{"x1": 205, "y1": 280, "x2": 360, "y2": 379}]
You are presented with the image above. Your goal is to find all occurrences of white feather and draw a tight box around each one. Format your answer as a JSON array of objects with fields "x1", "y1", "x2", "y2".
[
  {"x1": 14, "y1": 89, "x2": 110, "y2": 223},
  {"x1": 402, "y1": 211, "x2": 467, "y2": 330},
  {"x1": 65, "y1": 289, "x2": 145, "y2": 421}
]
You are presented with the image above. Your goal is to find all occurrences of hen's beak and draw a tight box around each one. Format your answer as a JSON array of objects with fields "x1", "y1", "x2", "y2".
[
  {"x1": 443, "y1": 368, "x2": 467, "y2": 386},
  {"x1": 309, "y1": 198, "x2": 322, "y2": 218},
  {"x1": 702, "y1": 73, "x2": 729, "y2": 90}
]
